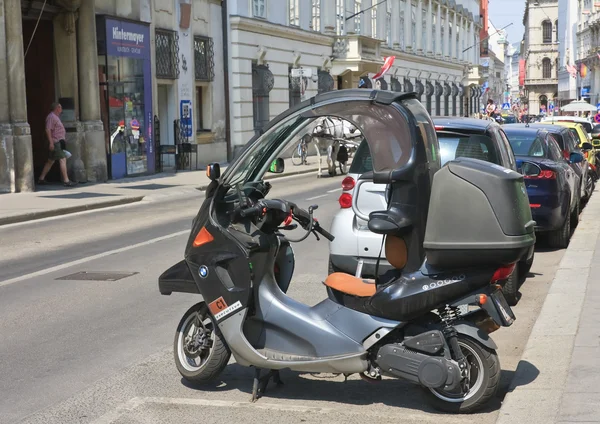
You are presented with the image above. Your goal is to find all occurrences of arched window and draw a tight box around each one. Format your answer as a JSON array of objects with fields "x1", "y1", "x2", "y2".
[
  {"x1": 542, "y1": 20, "x2": 552, "y2": 43},
  {"x1": 542, "y1": 58, "x2": 552, "y2": 79}
]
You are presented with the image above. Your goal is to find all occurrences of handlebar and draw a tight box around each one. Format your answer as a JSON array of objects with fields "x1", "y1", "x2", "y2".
[
  {"x1": 313, "y1": 221, "x2": 335, "y2": 242},
  {"x1": 239, "y1": 204, "x2": 264, "y2": 218}
]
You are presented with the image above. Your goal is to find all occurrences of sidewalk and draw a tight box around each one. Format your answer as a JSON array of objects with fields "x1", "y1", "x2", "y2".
[
  {"x1": 496, "y1": 191, "x2": 600, "y2": 423},
  {"x1": 0, "y1": 158, "x2": 321, "y2": 226}
]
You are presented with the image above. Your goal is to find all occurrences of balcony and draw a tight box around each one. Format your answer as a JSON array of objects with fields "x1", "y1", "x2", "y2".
[
  {"x1": 525, "y1": 78, "x2": 558, "y2": 86},
  {"x1": 330, "y1": 35, "x2": 383, "y2": 75}
]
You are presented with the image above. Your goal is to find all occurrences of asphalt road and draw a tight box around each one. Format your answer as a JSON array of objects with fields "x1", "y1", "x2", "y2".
[{"x1": 0, "y1": 173, "x2": 566, "y2": 424}]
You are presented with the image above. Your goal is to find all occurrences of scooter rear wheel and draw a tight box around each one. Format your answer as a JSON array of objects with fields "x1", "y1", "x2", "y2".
[
  {"x1": 174, "y1": 302, "x2": 231, "y2": 384},
  {"x1": 422, "y1": 336, "x2": 500, "y2": 413}
]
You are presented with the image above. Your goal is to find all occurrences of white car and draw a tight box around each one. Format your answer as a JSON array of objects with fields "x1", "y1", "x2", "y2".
[
  {"x1": 540, "y1": 116, "x2": 594, "y2": 139},
  {"x1": 328, "y1": 140, "x2": 391, "y2": 278}
]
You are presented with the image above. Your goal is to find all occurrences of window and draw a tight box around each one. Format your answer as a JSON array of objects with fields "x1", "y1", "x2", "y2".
[
  {"x1": 311, "y1": 0, "x2": 321, "y2": 31},
  {"x1": 354, "y1": 0, "x2": 361, "y2": 34},
  {"x1": 555, "y1": 20, "x2": 559, "y2": 42},
  {"x1": 539, "y1": 94, "x2": 548, "y2": 112},
  {"x1": 386, "y1": 10, "x2": 392, "y2": 46},
  {"x1": 289, "y1": 0, "x2": 299, "y2": 26},
  {"x1": 411, "y1": 1, "x2": 417, "y2": 50},
  {"x1": 547, "y1": 135, "x2": 564, "y2": 160},
  {"x1": 194, "y1": 36, "x2": 214, "y2": 81},
  {"x1": 542, "y1": 20, "x2": 552, "y2": 43},
  {"x1": 155, "y1": 29, "x2": 179, "y2": 79},
  {"x1": 437, "y1": 134, "x2": 500, "y2": 166},
  {"x1": 371, "y1": 6, "x2": 377, "y2": 38},
  {"x1": 542, "y1": 58, "x2": 551, "y2": 78},
  {"x1": 253, "y1": 0, "x2": 266, "y2": 18},
  {"x1": 336, "y1": 0, "x2": 344, "y2": 34},
  {"x1": 507, "y1": 135, "x2": 546, "y2": 157},
  {"x1": 349, "y1": 139, "x2": 373, "y2": 174},
  {"x1": 196, "y1": 87, "x2": 205, "y2": 131}
]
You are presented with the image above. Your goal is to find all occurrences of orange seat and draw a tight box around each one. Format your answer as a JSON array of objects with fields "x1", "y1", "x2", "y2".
[{"x1": 324, "y1": 273, "x2": 376, "y2": 297}]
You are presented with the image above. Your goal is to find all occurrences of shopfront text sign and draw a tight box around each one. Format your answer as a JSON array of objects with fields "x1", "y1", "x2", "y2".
[{"x1": 106, "y1": 19, "x2": 150, "y2": 59}]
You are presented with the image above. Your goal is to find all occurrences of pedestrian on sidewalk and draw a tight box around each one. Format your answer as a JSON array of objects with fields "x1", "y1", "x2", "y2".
[{"x1": 37, "y1": 102, "x2": 77, "y2": 187}]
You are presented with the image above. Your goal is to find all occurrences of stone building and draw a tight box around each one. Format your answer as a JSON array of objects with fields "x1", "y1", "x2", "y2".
[
  {"x1": 575, "y1": 1, "x2": 600, "y2": 107},
  {"x1": 522, "y1": 0, "x2": 559, "y2": 116}
]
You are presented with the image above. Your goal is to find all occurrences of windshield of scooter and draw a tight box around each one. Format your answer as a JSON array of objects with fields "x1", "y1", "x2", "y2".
[{"x1": 221, "y1": 95, "x2": 417, "y2": 187}]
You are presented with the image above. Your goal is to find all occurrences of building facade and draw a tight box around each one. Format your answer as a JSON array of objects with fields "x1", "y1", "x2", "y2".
[
  {"x1": 226, "y1": 0, "x2": 484, "y2": 156},
  {"x1": 522, "y1": 0, "x2": 559, "y2": 116},
  {"x1": 557, "y1": 0, "x2": 578, "y2": 106},
  {"x1": 575, "y1": 1, "x2": 600, "y2": 108}
]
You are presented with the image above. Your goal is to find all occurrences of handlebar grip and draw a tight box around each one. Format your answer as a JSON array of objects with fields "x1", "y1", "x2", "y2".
[
  {"x1": 315, "y1": 223, "x2": 335, "y2": 242},
  {"x1": 240, "y1": 205, "x2": 263, "y2": 218}
]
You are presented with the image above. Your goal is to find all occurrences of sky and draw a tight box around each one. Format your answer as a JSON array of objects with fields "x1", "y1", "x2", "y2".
[{"x1": 488, "y1": 0, "x2": 526, "y2": 46}]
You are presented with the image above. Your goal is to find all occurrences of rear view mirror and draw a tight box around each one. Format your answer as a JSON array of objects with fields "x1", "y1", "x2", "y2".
[
  {"x1": 519, "y1": 162, "x2": 541, "y2": 178},
  {"x1": 570, "y1": 152, "x2": 585, "y2": 164},
  {"x1": 268, "y1": 157, "x2": 285, "y2": 174},
  {"x1": 581, "y1": 142, "x2": 593, "y2": 150},
  {"x1": 206, "y1": 163, "x2": 220, "y2": 181}
]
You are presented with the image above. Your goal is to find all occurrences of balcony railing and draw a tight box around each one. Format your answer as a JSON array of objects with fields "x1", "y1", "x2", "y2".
[{"x1": 525, "y1": 78, "x2": 558, "y2": 86}]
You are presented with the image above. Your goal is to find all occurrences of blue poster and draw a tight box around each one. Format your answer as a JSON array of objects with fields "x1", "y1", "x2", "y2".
[{"x1": 180, "y1": 100, "x2": 193, "y2": 138}]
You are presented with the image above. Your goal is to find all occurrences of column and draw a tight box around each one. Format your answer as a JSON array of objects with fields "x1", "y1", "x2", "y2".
[
  {"x1": 362, "y1": 0, "x2": 372, "y2": 37},
  {"x1": 435, "y1": 2, "x2": 442, "y2": 57},
  {"x1": 416, "y1": 0, "x2": 423, "y2": 52},
  {"x1": 452, "y1": 10, "x2": 457, "y2": 60},
  {"x1": 78, "y1": 0, "x2": 107, "y2": 182},
  {"x1": 322, "y1": 0, "x2": 337, "y2": 34},
  {"x1": 405, "y1": 0, "x2": 413, "y2": 51},
  {"x1": 392, "y1": 0, "x2": 401, "y2": 49},
  {"x1": 0, "y1": 1, "x2": 13, "y2": 192},
  {"x1": 5, "y1": 0, "x2": 33, "y2": 192},
  {"x1": 426, "y1": 0, "x2": 433, "y2": 54},
  {"x1": 444, "y1": 5, "x2": 450, "y2": 59}
]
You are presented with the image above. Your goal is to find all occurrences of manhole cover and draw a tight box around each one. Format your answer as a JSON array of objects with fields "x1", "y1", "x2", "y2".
[{"x1": 56, "y1": 271, "x2": 138, "y2": 281}]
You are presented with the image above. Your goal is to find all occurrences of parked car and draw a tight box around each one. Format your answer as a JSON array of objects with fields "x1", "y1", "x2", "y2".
[
  {"x1": 503, "y1": 126, "x2": 583, "y2": 249},
  {"x1": 540, "y1": 115, "x2": 594, "y2": 137},
  {"x1": 553, "y1": 121, "x2": 598, "y2": 183},
  {"x1": 329, "y1": 117, "x2": 534, "y2": 305},
  {"x1": 506, "y1": 123, "x2": 591, "y2": 202}
]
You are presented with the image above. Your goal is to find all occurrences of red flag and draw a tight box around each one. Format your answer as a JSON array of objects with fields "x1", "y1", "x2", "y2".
[{"x1": 372, "y1": 56, "x2": 395, "y2": 80}]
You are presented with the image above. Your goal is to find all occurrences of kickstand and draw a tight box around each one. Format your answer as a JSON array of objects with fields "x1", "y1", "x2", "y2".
[{"x1": 250, "y1": 368, "x2": 284, "y2": 402}]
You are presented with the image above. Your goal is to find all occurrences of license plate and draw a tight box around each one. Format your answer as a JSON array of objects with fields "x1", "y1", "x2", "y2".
[{"x1": 490, "y1": 289, "x2": 516, "y2": 326}]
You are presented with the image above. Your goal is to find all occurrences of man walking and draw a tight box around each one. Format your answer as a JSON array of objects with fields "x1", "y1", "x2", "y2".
[{"x1": 37, "y1": 102, "x2": 76, "y2": 187}]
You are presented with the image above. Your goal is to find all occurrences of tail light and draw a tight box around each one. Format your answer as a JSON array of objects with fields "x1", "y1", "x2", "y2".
[
  {"x1": 341, "y1": 176, "x2": 355, "y2": 191},
  {"x1": 491, "y1": 263, "x2": 516, "y2": 283},
  {"x1": 530, "y1": 204, "x2": 541, "y2": 208},
  {"x1": 584, "y1": 151, "x2": 589, "y2": 159},
  {"x1": 524, "y1": 170, "x2": 556, "y2": 179},
  {"x1": 339, "y1": 193, "x2": 352, "y2": 208}
]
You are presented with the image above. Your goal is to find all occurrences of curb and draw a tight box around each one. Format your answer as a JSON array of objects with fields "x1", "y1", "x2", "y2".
[
  {"x1": 0, "y1": 196, "x2": 145, "y2": 226},
  {"x1": 495, "y1": 193, "x2": 600, "y2": 423}
]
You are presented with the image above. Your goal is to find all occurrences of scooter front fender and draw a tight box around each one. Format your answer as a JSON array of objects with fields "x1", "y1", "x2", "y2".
[{"x1": 158, "y1": 260, "x2": 200, "y2": 296}]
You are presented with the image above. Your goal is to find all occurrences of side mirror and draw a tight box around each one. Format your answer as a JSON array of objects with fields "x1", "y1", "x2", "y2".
[
  {"x1": 519, "y1": 161, "x2": 541, "y2": 178},
  {"x1": 570, "y1": 151, "x2": 585, "y2": 164},
  {"x1": 581, "y1": 142, "x2": 593, "y2": 150},
  {"x1": 268, "y1": 157, "x2": 285, "y2": 174},
  {"x1": 206, "y1": 163, "x2": 221, "y2": 181}
]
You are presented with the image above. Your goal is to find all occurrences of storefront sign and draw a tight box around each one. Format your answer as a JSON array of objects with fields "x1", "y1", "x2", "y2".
[{"x1": 106, "y1": 19, "x2": 151, "y2": 59}]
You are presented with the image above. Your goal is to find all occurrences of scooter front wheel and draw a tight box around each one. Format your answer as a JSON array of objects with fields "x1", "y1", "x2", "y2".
[
  {"x1": 422, "y1": 336, "x2": 500, "y2": 413},
  {"x1": 174, "y1": 302, "x2": 231, "y2": 384}
]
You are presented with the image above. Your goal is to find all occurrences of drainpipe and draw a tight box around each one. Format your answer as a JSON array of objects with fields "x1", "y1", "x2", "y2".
[{"x1": 222, "y1": 0, "x2": 232, "y2": 161}]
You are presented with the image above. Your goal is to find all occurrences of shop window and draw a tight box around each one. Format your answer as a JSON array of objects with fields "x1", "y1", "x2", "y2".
[
  {"x1": 542, "y1": 20, "x2": 552, "y2": 43},
  {"x1": 253, "y1": 0, "x2": 266, "y2": 18},
  {"x1": 155, "y1": 29, "x2": 179, "y2": 79},
  {"x1": 542, "y1": 58, "x2": 551, "y2": 78},
  {"x1": 194, "y1": 36, "x2": 214, "y2": 81}
]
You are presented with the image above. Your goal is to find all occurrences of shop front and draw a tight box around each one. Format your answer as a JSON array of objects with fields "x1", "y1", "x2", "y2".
[{"x1": 97, "y1": 16, "x2": 154, "y2": 179}]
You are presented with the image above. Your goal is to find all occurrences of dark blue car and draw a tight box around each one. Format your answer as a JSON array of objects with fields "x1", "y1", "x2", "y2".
[{"x1": 503, "y1": 126, "x2": 584, "y2": 248}]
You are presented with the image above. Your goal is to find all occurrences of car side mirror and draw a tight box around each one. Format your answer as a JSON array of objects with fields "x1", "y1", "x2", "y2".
[
  {"x1": 206, "y1": 163, "x2": 220, "y2": 181},
  {"x1": 581, "y1": 142, "x2": 593, "y2": 150},
  {"x1": 570, "y1": 151, "x2": 585, "y2": 164},
  {"x1": 268, "y1": 157, "x2": 285, "y2": 174},
  {"x1": 519, "y1": 161, "x2": 541, "y2": 177}
]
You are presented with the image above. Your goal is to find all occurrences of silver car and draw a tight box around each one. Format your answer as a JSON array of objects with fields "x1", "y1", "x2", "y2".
[{"x1": 328, "y1": 140, "x2": 391, "y2": 278}]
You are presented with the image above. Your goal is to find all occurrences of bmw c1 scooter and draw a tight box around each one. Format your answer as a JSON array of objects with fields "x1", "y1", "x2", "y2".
[{"x1": 158, "y1": 90, "x2": 535, "y2": 413}]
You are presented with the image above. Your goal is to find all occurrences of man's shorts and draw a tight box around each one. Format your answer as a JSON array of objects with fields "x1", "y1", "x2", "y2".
[{"x1": 49, "y1": 140, "x2": 67, "y2": 161}]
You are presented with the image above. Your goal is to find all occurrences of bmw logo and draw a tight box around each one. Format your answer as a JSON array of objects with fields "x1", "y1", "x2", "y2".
[{"x1": 198, "y1": 266, "x2": 209, "y2": 278}]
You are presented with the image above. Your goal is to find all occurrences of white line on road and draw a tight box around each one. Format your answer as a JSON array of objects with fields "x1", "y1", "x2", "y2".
[
  {"x1": 306, "y1": 194, "x2": 327, "y2": 201},
  {"x1": 0, "y1": 230, "x2": 189, "y2": 288},
  {"x1": 327, "y1": 188, "x2": 342, "y2": 193}
]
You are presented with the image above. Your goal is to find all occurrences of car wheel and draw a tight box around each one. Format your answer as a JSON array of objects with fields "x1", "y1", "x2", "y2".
[{"x1": 548, "y1": 208, "x2": 571, "y2": 249}]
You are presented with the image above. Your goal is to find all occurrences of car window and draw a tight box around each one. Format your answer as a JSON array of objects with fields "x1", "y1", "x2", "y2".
[
  {"x1": 551, "y1": 132, "x2": 565, "y2": 151},
  {"x1": 349, "y1": 139, "x2": 373, "y2": 174},
  {"x1": 498, "y1": 129, "x2": 517, "y2": 170},
  {"x1": 564, "y1": 130, "x2": 578, "y2": 151},
  {"x1": 508, "y1": 134, "x2": 547, "y2": 157},
  {"x1": 547, "y1": 135, "x2": 564, "y2": 161},
  {"x1": 437, "y1": 133, "x2": 500, "y2": 166},
  {"x1": 567, "y1": 128, "x2": 582, "y2": 143}
]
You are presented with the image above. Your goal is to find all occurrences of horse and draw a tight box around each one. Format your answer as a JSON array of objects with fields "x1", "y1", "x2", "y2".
[{"x1": 308, "y1": 116, "x2": 355, "y2": 177}]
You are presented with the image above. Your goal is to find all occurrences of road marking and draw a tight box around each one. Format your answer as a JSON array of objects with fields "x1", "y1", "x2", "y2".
[
  {"x1": 327, "y1": 188, "x2": 342, "y2": 193},
  {"x1": 306, "y1": 194, "x2": 327, "y2": 201},
  {"x1": 0, "y1": 230, "x2": 189, "y2": 288}
]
